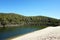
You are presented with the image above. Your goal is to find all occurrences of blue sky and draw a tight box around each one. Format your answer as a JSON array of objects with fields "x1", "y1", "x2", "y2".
[{"x1": 0, "y1": 0, "x2": 60, "y2": 19}]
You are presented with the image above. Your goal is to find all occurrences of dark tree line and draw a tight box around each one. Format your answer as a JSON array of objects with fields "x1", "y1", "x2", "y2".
[{"x1": 0, "y1": 13, "x2": 60, "y2": 28}]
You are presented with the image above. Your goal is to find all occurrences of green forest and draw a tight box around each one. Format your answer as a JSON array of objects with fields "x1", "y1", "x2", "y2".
[{"x1": 0, "y1": 13, "x2": 60, "y2": 28}]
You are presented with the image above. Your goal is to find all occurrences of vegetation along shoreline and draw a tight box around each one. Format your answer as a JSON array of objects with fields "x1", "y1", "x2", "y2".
[{"x1": 0, "y1": 13, "x2": 60, "y2": 28}]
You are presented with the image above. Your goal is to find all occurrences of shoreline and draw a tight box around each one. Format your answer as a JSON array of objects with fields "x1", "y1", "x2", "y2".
[{"x1": 9, "y1": 26, "x2": 60, "y2": 40}]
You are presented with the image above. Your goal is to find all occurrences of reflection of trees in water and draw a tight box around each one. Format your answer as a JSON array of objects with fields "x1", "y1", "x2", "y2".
[{"x1": 0, "y1": 27, "x2": 6, "y2": 32}]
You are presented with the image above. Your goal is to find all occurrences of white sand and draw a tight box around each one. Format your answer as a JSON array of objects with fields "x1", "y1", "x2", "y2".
[{"x1": 11, "y1": 26, "x2": 60, "y2": 40}]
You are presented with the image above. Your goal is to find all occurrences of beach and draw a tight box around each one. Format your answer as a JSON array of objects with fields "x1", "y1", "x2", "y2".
[{"x1": 10, "y1": 26, "x2": 60, "y2": 40}]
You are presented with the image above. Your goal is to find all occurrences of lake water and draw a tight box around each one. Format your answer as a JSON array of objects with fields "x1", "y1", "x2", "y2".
[{"x1": 0, "y1": 26, "x2": 45, "y2": 40}]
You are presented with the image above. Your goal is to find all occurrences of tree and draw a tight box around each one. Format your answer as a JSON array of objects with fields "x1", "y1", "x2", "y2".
[{"x1": 0, "y1": 18, "x2": 7, "y2": 28}]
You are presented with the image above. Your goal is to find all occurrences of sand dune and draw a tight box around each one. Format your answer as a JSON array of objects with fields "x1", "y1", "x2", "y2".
[{"x1": 11, "y1": 26, "x2": 60, "y2": 40}]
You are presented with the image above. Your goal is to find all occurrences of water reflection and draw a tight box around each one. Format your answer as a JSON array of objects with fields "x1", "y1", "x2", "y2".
[{"x1": 0, "y1": 26, "x2": 44, "y2": 40}]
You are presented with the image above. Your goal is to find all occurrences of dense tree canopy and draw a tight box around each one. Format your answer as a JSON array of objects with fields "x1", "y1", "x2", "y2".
[{"x1": 0, "y1": 13, "x2": 60, "y2": 27}]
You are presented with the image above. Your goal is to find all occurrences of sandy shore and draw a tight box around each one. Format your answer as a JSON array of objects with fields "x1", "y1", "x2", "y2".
[{"x1": 10, "y1": 26, "x2": 60, "y2": 40}]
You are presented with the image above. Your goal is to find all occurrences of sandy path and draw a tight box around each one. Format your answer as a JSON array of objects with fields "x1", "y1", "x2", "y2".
[{"x1": 11, "y1": 26, "x2": 60, "y2": 40}]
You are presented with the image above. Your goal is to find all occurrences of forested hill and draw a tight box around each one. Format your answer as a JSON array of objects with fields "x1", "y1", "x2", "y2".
[{"x1": 0, "y1": 13, "x2": 60, "y2": 27}]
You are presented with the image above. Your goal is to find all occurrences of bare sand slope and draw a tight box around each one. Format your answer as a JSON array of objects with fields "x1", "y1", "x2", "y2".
[{"x1": 11, "y1": 26, "x2": 60, "y2": 40}]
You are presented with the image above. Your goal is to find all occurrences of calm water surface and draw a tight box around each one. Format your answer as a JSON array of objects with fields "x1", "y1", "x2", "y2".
[{"x1": 0, "y1": 26, "x2": 44, "y2": 40}]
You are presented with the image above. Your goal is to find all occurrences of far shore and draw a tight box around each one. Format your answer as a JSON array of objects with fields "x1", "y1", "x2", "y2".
[{"x1": 0, "y1": 24, "x2": 22, "y2": 27}]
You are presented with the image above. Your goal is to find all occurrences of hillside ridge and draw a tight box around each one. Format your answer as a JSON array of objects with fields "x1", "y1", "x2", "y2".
[{"x1": 0, "y1": 13, "x2": 60, "y2": 27}]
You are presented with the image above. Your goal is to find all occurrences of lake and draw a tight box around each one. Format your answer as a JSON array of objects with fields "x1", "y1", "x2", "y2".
[{"x1": 0, "y1": 26, "x2": 45, "y2": 40}]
